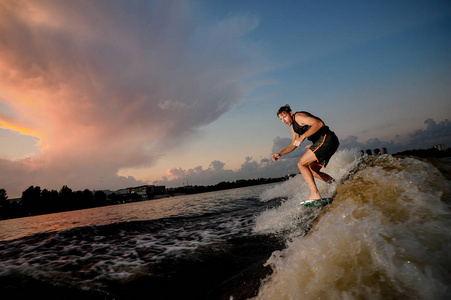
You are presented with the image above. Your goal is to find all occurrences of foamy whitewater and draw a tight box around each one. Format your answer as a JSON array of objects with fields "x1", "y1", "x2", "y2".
[
  {"x1": 1, "y1": 149, "x2": 450, "y2": 299},
  {"x1": 253, "y1": 150, "x2": 451, "y2": 299}
]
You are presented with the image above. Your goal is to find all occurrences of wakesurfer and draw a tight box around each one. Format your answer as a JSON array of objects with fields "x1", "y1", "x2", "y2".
[{"x1": 271, "y1": 104, "x2": 339, "y2": 201}]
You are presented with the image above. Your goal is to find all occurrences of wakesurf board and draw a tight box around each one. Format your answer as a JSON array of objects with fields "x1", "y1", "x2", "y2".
[{"x1": 300, "y1": 197, "x2": 333, "y2": 208}]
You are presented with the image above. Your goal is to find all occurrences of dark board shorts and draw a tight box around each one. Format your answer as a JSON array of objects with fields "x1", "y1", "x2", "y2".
[{"x1": 309, "y1": 132, "x2": 339, "y2": 168}]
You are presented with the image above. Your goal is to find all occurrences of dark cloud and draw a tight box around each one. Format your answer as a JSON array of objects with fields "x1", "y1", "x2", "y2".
[
  {"x1": 407, "y1": 119, "x2": 451, "y2": 148},
  {"x1": 340, "y1": 118, "x2": 451, "y2": 153}
]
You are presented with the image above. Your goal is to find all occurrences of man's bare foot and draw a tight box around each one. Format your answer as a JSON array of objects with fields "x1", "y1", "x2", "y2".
[{"x1": 308, "y1": 193, "x2": 321, "y2": 201}]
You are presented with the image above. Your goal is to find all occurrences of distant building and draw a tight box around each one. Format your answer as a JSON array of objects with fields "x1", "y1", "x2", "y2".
[
  {"x1": 115, "y1": 188, "x2": 129, "y2": 195},
  {"x1": 154, "y1": 186, "x2": 166, "y2": 194},
  {"x1": 381, "y1": 147, "x2": 388, "y2": 154},
  {"x1": 129, "y1": 185, "x2": 149, "y2": 198},
  {"x1": 115, "y1": 185, "x2": 167, "y2": 200}
]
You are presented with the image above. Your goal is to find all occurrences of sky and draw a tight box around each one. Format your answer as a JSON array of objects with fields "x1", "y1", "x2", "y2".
[{"x1": 1, "y1": 0, "x2": 451, "y2": 198}]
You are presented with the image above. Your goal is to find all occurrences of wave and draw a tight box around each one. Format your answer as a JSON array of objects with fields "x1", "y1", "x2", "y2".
[
  {"x1": 253, "y1": 150, "x2": 451, "y2": 299},
  {"x1": 254, "y1": 148, "x2": 361, "y2": 236}
]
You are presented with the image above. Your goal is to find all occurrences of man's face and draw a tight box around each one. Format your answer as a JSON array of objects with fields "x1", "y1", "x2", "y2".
[{"x1": 278, "y1": 111, "x2": 293, "y2": 126}]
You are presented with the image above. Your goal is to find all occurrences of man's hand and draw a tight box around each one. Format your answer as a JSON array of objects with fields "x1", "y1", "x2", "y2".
[
  {"x1": 292, "y1": 136, "x2": 305, "y2": 147},
  {"x1": 271, "y1": 153, "x2": 281, "y2": 162}
]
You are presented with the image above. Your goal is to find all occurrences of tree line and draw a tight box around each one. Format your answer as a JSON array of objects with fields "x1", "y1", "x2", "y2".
[{"x1": 0, "y1": 186, "x2": 109, "y2": 220}]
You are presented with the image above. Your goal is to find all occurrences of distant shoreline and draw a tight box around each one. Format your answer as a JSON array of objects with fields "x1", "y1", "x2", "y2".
[{"x1": 392, "y1": 147, "x2": 451, "y2": 159}]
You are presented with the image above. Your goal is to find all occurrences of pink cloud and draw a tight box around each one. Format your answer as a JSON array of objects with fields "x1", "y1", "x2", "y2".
[
  {"x1": 167, "y1": 167, "x2": 187, "y2": 179},
  {"x1": 0, "y1": 0, "x2": 264, "y2": 197}
]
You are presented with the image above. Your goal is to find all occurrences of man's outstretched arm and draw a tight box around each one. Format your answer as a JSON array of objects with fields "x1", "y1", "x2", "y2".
[{"x1": 272, "y1": 128, "x2": 299, "y2": 161}]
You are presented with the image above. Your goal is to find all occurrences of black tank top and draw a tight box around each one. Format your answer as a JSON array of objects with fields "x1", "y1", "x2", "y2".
[{"x1": 292, "y1": 111, "x2": 331, "y2": 142}]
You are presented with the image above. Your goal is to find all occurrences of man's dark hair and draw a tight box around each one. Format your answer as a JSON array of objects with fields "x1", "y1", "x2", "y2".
[{"x1": 277, "y1": 104, "x2": 292, "y2": 116}]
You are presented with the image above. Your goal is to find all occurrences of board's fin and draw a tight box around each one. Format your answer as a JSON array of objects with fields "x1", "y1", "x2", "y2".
[{"x1": 300, "y1": 197, "x2": 333, "y2": 208}]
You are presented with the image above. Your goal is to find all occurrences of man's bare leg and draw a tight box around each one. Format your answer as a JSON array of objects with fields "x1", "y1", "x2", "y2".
[
  {"x1": 310, "y1": 164, "x2": 335, "y2": 184},
  {"x1": 298, "y1": 150, "x2": 322, "y2": 200}
]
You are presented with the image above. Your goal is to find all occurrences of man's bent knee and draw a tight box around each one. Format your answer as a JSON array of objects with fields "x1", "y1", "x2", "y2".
[{"x1": 298, "y1": 160, "x2": 310, "y2": 168}]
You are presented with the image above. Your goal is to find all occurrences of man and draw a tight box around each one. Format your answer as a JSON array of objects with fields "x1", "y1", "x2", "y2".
[{"x1": 272, "y1": 104, "x2": 339, "y2": 201}]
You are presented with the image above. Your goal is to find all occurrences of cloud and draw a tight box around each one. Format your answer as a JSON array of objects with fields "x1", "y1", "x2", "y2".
[
  {"x1": 0, "y1": 0, "x2": 265, "y2": 197},
  {"x1": 408, "y1": 119, "x2": 451, "y2": 148}
]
